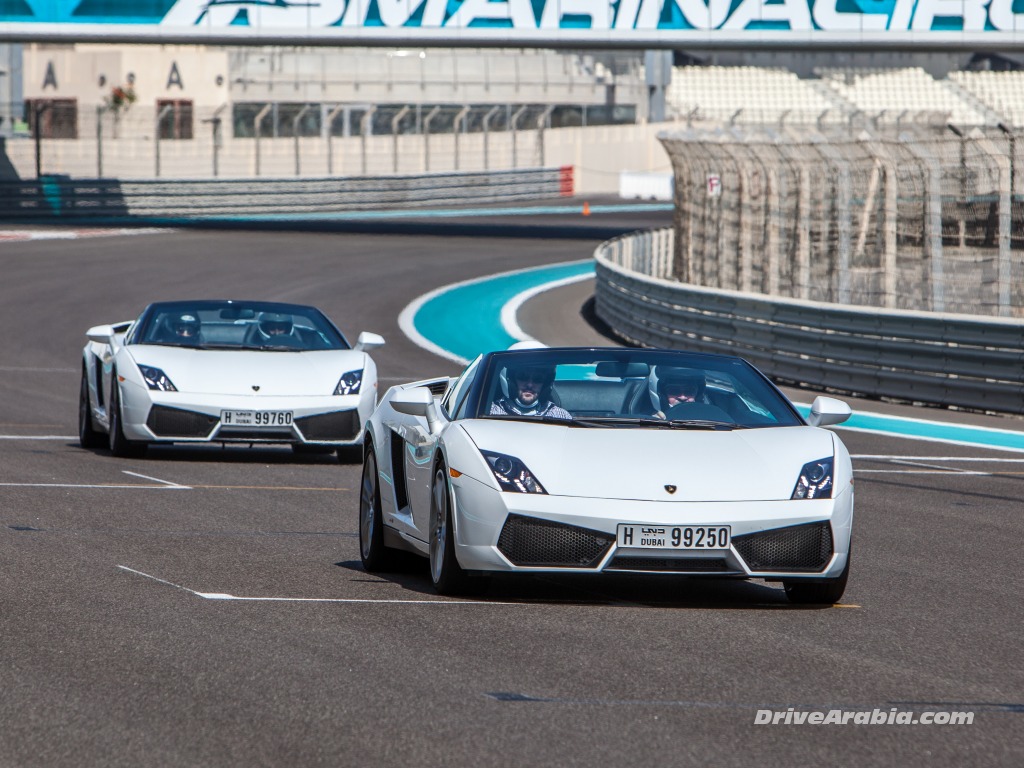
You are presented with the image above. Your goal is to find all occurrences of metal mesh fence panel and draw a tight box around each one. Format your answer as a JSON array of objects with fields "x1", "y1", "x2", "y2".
[{"x1": 661, "y1": 128, "x2": 1024, "y2": 318}]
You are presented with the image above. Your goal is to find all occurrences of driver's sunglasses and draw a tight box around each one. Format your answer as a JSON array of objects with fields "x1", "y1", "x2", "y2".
[
  {"x1": 516, "y1": 371, "x2": 548, "y2": 384},
  {"x1": 666, "y1": 386, "x2": 697, "y2": 397}
]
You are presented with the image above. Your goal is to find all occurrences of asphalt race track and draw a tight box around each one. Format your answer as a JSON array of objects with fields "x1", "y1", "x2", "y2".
[{"x1": 1, "y1": 217, "x2": 1022, "y2": 767}]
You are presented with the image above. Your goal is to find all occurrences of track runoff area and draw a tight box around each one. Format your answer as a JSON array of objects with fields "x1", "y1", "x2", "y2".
[{"x1": 0, "y1": 222, "x2": 1020, "y2": 767}]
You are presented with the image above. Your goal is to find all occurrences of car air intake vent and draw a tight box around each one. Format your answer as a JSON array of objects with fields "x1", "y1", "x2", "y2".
[
  {"x1": 425, "y1": 380, "x2": 449, "y2": 396},
  {"x1": 295, "y1": 410, "x2": 359, "y2": 441},
  {"x1": 605, "y1": 557, "x2": 733, "y2": 573},
  {"x1": 733, "y1": 522, "x2": 833, "y2": 572},
  {"x1": 147, "y1": 406, "x2": 218, "y2": 438},
  {"x1": 497, "y1": 515, "x2": 613, "y2": 568}
]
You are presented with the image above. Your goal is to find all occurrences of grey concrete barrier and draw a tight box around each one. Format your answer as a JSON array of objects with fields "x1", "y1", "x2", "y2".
[
  {"x1": 595, "y1": 228, "x2": 1024, "y2": 414},
  {"x1": 0, "y1": 167, "x2": 573, "y2": 220}
]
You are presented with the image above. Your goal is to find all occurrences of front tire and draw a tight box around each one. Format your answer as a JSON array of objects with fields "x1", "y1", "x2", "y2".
[
  {"x1": 429, "y1": 464, "x2": 471, "y2": 595},
  {"x1": 784, "y1": 549, "x2": 850, "y2": 605},
  {"x1": 108, "y1": 379, "x2": 146, "y2": 459},
  {"x1": 359, "y1": 447, "x2": 400, "y2": 572},
  {"x1": 337, "y1": 444, "x2": 363, "y2": 464},
  {"x1": 78, "y1": 367, "x2": 104, "y2": 449}
]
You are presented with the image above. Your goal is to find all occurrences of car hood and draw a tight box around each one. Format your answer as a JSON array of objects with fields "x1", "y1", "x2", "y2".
[
  {"x1": 460, "y1": 420, "x2": 835, "y2": 502},
  {"x1": 125, "y1": 346, "x2": 367, "y2": 396}
]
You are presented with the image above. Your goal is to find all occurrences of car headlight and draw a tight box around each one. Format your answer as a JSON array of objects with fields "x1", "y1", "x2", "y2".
[
  {"x1": 792, "y1": 457, "x2": 834, "y2": 500},
  {"x1": 334, "y1": 369, "x2": 363, "y2": 396},
  {"x1": 138, "y1": 365, "x2": 177, "y2": 392},
  {"x1": 482, "y1": 450, "x2": 547, "y2": 494}
]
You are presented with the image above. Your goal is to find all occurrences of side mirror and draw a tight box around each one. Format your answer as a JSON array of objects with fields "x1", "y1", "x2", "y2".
[
  {"x1": 391, "y1": 386, "x2": 442, "y2": 434},
  {"x1": 86, "y1": 324, "x2": 116, "y2": 345},
  {"x1": 807, "y1": 396, "x2": 852, "y2": 427},
  {"x1": 391, "y1": 387, "x2": 432, "y2": 417},
  {"x1": 354, "y1": 332, "x2": 385, "y2": 353}
]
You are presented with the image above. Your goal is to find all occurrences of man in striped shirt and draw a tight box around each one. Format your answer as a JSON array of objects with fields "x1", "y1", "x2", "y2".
[{"x1": 490, "y1": 363, "x2": 572, "y2": 420}]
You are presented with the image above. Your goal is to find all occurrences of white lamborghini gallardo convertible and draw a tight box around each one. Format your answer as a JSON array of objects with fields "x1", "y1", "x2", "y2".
[
  {"x1": 360, "y1": 346, "x2": 854, "y2": 604},
  {"x1": 79, "y1": 300, "x2": 384, "y2": 460}
]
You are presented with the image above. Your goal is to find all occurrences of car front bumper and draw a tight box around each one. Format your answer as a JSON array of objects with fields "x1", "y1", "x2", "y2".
[
  {"x1": 448, "y1": 474, "x2": 853, "y2": 580},
  {"x1": 118, "y1": 381, "x2": 373, "y2": 446}
]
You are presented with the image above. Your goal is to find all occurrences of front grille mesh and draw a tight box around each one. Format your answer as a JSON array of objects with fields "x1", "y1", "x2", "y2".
[
  {"x1": 497, "y1": 515, "x2": 613, "y2": 568},
  {"x1": 733, "y1": 522, "x2": 833, "y2": 572},
  {"x1": 295, "y1": 410, "x2": 359, "y2": 441},
  {"x1": 147, "y1": 406, "x2": 218, "y2": 438},
  {"x1": 606, "y1": 557, "x2": 731, "y2": 573}
]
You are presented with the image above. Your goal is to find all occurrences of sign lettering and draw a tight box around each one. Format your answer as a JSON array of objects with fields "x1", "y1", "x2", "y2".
[{"x1": 1, "y1": 0, "x2": 1024, "y2": 45}]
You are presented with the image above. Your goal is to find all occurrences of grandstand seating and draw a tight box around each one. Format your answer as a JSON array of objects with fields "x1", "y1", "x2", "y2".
[
  {"x1": 667, "y1": 66, "x2": 836, "y2": 124},
  {"x1": 948, "y1": 70, "x2": 1024, "y2": 126},
  {"x1": 664, "y1": 64, "x2": 1016, "y2": 128},
  {"x1": 815, "y1": 67, "x2": 986, "y2": 126}
]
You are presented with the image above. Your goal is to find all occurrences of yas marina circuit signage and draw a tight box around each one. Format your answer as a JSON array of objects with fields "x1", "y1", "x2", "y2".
[{"x1": 2, "y1": 0, "x2": 1024, "y2": 47}]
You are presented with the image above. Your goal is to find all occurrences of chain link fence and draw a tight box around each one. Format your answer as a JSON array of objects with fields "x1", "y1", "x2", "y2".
[
  {"x1": 660, "y1": 126, "x2": 1024, "y2": 318},
  {"x1": 5, "y1": 99, "x2": 635, "y2": 181}
]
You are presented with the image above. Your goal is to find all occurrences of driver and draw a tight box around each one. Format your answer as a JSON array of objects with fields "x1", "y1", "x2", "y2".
[
  {"x1": 491, "y1": 363, "x2": 572, "y2": 420},
  {"x1": 256, "y1": 312, "x2": 295, "y2": 340},
  {"x1": 170, "y1": 312, "x2": 201, "y2": 343},
  {"x1": 654, "y1": 370, "x2": 706, "y2": 419}
]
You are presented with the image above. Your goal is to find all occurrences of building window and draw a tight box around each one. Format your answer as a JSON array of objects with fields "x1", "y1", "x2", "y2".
[
  {"x1": 25, "y1": 99, "x2": 78, "y2": 139},
  {"x1": 157, "y1": 100, "x2": 194, "y2": 140}
]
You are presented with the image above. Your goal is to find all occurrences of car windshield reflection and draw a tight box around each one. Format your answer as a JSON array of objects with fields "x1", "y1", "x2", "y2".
[
  {"x1": 131, "y1": 300, "x2": 349, "y2": 352},
  {"x1": 474, "y1": 349, "x2": 801, "y2": 429}
]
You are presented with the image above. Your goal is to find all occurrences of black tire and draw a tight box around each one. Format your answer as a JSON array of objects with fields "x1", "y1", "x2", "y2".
[
  {"x1": 108, "y1": 379, "x2": 146, "y2": 459},
  {"x1": 359, "y1": 447, "x2": 401, "y2": 572},
  {"x1": 337, "y1": 444, "x2": 364, "y2": 464},
  {"x1": 429, "y1": 463, "x2": 472, "y2": 596},
  {"x1": 784, "y1": 549, "x2": 850, "y2": 605},
  {"x1": 78, "y1": 367, "x2": 104, "y2": 449}
]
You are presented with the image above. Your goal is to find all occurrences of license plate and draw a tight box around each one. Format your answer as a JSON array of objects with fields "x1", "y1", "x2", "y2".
[
  {"x1": 616, "y1": 524, "x2": 731, "y2": 550},
  {"x1": 220, "y1": 410, "x2": 294, "y2": 427}
]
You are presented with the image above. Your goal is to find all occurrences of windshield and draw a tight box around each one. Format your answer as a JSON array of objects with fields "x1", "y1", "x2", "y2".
[
  {"x1": 475, "y1": 348, "x2": 802, "y2": 429},
  {"x1": 130, "y1": 301, "x2": 349, "y2": 351}
]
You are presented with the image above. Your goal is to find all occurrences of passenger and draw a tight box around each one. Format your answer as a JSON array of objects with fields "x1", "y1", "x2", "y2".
[{"x1": 491, "y1": 363, "x2": 572, "y2": 420}]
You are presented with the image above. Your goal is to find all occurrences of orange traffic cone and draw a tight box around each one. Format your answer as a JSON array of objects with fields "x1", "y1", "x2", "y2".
[{"x1": 582, "y1": 201, "x2": 590, "y2": 216}]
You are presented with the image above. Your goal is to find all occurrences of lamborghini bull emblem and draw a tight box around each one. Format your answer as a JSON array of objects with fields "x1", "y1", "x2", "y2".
[{"x1": 665, "y1": 485, "x2": 677, "y2": 494}]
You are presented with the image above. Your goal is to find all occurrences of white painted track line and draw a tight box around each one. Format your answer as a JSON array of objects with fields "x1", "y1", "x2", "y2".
[
  {"x1": 121, "y1": 470, "x2": 191, "y2": 489},
  {"x1": 0, "y1": 435, "x2": 77, "y2": 440},
  {"x1": 117, "y1": 566, "x2": 516, "y2": 605},
  {"x1": 852, "y1": 455, "x2": 1024, "y2": 462},
  {"x1": 0, "y1": 482, "x2": 189, "y2": 489}
]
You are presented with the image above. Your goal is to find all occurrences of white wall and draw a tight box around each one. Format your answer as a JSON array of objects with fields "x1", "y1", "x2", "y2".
[{"x1": 3, "y1": 121, "x2": 675, "y2": 195}]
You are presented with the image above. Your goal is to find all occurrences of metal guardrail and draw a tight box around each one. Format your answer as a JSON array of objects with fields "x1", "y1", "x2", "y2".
[
  {"x1": 594, "y1": 228, "x2": 1024, "y2": 414},
  {"x1": 0, "y1": 167, "x2": 573, "y2": 220}
]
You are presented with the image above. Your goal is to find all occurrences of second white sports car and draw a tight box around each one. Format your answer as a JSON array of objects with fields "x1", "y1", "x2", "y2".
[
  {"x1": 79, "y1": 299, "x2": 385, "y2": 460},
  {"x1": 360, "y1": 346, "x2": 854, "y2": 603}
]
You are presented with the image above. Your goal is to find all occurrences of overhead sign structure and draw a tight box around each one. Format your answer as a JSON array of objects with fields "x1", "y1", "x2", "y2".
[{"x1": 2, "y1": 0, "x2": 1024, "y2": 49}]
